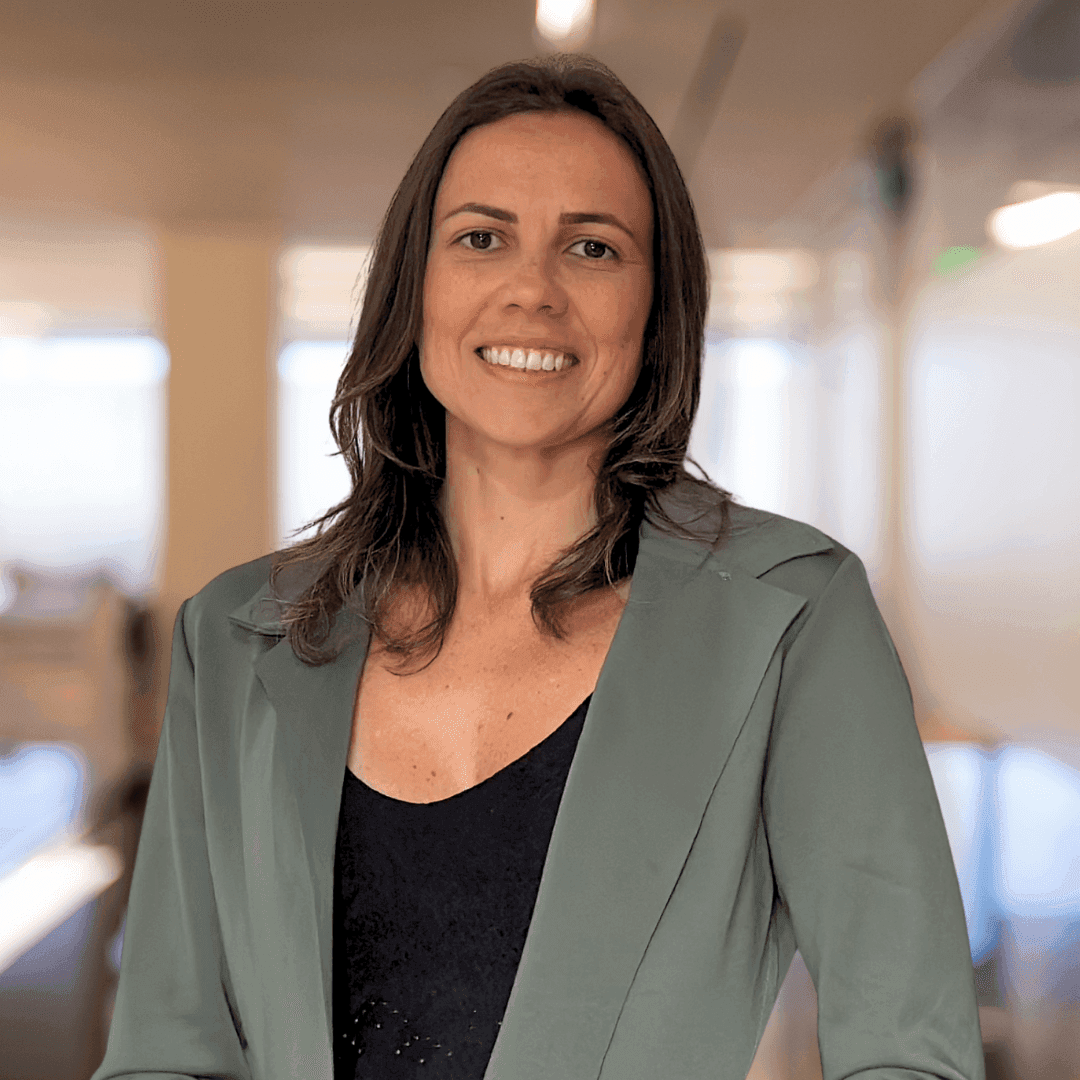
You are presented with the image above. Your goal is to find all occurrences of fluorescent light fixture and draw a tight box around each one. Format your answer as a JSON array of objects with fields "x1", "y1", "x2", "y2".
[
  {"x1": 987, "y1": 190, "x2": 1080, "y2": 250},
  {"x1": 535, "y1": 0, "x2": 594, "y2": 45},
  {"x1": 0, "y1": 831, "x2": 123, "y2": 974}
]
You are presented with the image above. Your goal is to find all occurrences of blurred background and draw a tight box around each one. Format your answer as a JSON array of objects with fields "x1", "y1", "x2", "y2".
[{"x1": 1, "y1": 0, "x2": 1078, "y2": 1077}]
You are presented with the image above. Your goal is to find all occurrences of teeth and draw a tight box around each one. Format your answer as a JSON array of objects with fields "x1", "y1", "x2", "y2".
[{"x1": 480, "y1": 347, "x2": 573, "y2": 372}]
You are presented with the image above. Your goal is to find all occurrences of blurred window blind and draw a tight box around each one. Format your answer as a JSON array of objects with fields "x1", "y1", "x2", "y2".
[
  {"x1": 275, "y1": 245, "x2": 370, "y2": 545},
  {"x1": 0, "y1": 219, "x2": 165, "y2": 603},
  {"x1": 687, "y1": 335, "x2": 820, "y2": 527},
  {"x1": 690, "y1": 249, "x2": 841, "y2": 542},
  {"x1": 924, "y1": 743, "x2": 997, "y2": 964},
  {"x1": 924, "y1": 741, "x2": 1080, "y2": 979}
]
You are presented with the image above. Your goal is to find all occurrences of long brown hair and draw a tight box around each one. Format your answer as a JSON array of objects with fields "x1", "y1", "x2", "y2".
[{"x1": 271, "y1": 53, "x2": 734, "y2": 672}]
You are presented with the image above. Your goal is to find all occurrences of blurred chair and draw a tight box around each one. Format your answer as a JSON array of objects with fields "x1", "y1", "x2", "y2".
[{"x1": 0, "y1": 569, "x2": 157, "y2": 1080}]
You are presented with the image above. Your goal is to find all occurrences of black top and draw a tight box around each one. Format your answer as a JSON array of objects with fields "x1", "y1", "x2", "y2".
[{"x1": 332, "y1": 695, "x2": 591, "y2": 1079}]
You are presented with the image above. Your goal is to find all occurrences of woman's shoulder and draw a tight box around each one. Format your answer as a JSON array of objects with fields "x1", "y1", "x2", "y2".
[
  {"x1": 181, "y1": 553, "x2": 279, "y2": 637},
  {"x1": 694, "y1": 498, "x2": 882, "y2": 646},
  {"x1": 726, "y1": 502, "x2": 848, "y2": 562},
  {"x1": 649, "y1": 478, "x2": 854, "y2": 587},
  {"x1": 721, "y1": 503, "x2": 878, "y2": 627}
]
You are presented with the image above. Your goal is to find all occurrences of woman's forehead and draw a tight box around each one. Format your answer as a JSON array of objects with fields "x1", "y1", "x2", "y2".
[{"x1": 434, "y1": 111, "x2": 653, "y2": 233}]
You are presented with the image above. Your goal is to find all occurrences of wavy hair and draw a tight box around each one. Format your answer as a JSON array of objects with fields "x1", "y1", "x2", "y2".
[{"x1": 270, "y1": 52, "x2": 734, "y2": 671}]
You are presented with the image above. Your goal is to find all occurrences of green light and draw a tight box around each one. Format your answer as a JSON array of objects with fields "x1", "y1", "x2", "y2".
[{"x1": 933, "y1": 246, "x2": 982, "y2": 276}]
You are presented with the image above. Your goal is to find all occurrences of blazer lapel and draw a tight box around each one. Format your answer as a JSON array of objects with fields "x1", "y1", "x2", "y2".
[
  {"x1": 228, "y1": 587, "x2": 370, "y2": 1076},
  {"x1": 483, "y1": 517, "x2": 818, "y2": 1080},
  {"x1": 227, "y1": 500, "x2": 834, "y2": 1080}
]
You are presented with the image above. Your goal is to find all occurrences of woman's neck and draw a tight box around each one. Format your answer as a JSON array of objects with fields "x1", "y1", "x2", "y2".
[{"x1": 437, "y1": 438, "x2": 606, "y2": 609}]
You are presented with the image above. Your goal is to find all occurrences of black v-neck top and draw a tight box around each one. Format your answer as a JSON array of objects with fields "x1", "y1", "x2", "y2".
[{"x1": 331, "y1": 694, "x2": 591, "y2": 1079}]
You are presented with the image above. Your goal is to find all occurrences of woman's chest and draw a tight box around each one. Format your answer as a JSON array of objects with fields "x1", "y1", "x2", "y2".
[{"x1": 347, "y1": 586, "x2": 628, "y2": 803}]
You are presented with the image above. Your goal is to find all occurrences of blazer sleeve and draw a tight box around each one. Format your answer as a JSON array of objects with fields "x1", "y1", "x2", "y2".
[
  {"x1": 762, "y1": 552, "x2": 986, "y2": 1080},
  {"x1": 90, "y1": 600, "x2": 252, "y2": 1080}
]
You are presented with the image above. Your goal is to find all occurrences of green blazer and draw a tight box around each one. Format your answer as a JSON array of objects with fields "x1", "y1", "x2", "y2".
[{"x1": 91, "y1": 486, "x2": 985, "y2": 1080}]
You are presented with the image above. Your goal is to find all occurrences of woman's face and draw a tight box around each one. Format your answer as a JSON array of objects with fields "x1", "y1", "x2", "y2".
[{"x1": 421, "y1": 109, "x2": 654, "y2": 461}]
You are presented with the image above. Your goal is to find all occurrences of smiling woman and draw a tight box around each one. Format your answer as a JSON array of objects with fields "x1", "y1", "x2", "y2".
[
  {"x1": 425, "y1": 113, "x2": 651, "y2": 399},
  {"x1": 270, "y1": 55, "x2": 721, "y2": 678},
  {"x1": 345, "y1": 106, "x2": 661, "y2": 802},
  {"x1": 91, "y1": 53, "x2": 986, "y2": 1080},
  {"x1": 421, "y1": 108, "x2": 654, "y2": 593}
]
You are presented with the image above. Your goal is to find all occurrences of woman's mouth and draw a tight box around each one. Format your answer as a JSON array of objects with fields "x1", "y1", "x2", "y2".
[{"x1": 476, "y1": 346, "x2": 578, "y2": 372}]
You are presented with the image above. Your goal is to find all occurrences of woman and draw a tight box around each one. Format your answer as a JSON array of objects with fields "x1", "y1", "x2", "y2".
[{"x1": 92, "y1": 55, "x2": 985, "y2": 1080}]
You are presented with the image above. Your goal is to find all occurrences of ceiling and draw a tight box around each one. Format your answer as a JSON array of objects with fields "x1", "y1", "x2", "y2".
[{"x1": 0, "y1": 0, "x2": 1036, "y2": 248}]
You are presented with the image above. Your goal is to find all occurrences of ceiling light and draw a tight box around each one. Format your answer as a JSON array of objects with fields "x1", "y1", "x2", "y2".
[
  {"x1": 535, "y1": 0, "x2": 594, "y2": 46},
  {"x1": 987, "y1": 191, "x2": 1080, "y2": 250}
]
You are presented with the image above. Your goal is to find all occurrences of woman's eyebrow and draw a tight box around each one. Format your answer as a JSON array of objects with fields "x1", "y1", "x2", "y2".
[
  {"x1": 442, "y1": 203, "x2": 638, "y2": 243},
  {"x1": 561, "y1": 211, "x2": 637, "y2": 243},
  {"x1": 444, "y1": 202, "x2": 516, "y2": 224}
]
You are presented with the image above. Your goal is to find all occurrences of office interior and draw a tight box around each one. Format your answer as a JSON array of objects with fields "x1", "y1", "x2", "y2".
[{"x1": 1, "y1": 0, "x2": 1079, "y2": 1077}]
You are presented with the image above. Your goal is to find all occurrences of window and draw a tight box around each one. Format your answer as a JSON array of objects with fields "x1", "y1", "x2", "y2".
[
  {"x1": 276, "y1": 339, "x2": 352, "y2": 544},
  {"x1": 687, "y1": 335, "x2": 820, "y2": 525},
  {"x1": 275, "y1": 245, "x2": 370, "y2": 547},
  {"x1": 0, "y1": 333, "x2": 168, "y2": 604}
]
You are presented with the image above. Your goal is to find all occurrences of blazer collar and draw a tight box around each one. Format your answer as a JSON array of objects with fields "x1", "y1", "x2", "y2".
[
  {"x1": 226, "y1": 489, "x2": 834, "y2": 1080},
  {"x1": 226, "y1": 488, "x2": 833, "y2": 636}
]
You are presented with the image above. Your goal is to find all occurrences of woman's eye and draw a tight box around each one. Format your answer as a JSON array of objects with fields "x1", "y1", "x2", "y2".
[
  {"x1": 570, "y1": 239, "x2": 616, "y2": 260},
  {"x1": 459, "y1": 231, "x2": 501, "y2": 251}
]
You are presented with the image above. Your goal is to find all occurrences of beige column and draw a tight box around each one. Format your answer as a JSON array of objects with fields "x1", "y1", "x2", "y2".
[
  {"x1": 863, "y1": 117, "x2": 950, "y2": 740},
  {"x1": 145, "y1": 223, "x2": 281, "y2": 754}
]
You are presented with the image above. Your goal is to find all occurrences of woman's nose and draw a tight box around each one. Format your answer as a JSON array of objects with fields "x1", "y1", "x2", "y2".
[{"x1": 500, "y1": 252, "x2": 568, "y2": 315}]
